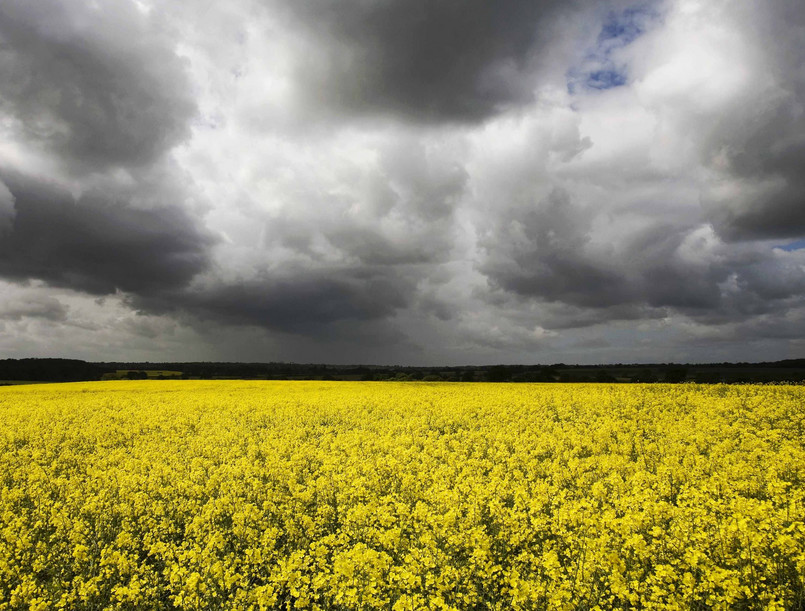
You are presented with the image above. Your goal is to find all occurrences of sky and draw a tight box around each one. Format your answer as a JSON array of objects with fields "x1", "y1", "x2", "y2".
[{"x1": 1, "y1": 0, "x2": 804, "y2": 365}]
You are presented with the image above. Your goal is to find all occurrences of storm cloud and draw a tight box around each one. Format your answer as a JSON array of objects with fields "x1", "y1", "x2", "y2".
[
  {"x1": 480, "y1": 189, "x2": 805, "y2": 328},
  {"x1": 138, "y1": 270, "x2": 414, "y2": 336},
  {"x1": 697, "y1": 1, "x2": 805, "y2": 240},
  {"x1": 0, "y1": 0, "x2": 196, "y2": 169},
  {"x1": 1, "y1": 0, "x2": 805, "y2": 364},
  {"x1": 0, "y1": 179, "x2": 14, "y2": 235},
  {"x1": 270, "y1": 0, "x2": 579, "y2": 122},
  {"x1": 0, "y1": 171, "x2": 214, "y2": 295}
]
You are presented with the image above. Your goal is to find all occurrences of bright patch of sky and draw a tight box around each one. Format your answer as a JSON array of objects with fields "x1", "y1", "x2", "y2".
[
  {"x1": 777, "y1": 239, "x2": 805, "y2": 252},
  {"x1": 568, "y1": 3, "x2": 662, "y2": 93}
]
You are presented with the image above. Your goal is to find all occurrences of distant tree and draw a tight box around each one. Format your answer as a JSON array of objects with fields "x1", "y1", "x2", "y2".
[
  {"x1": 595, "y1": 370, "x2": 616, "y2": 383},
  {"x1": 515, "y1": 370, "x2": 548, "y2": 383},
  {"x1": 0, "y1": 358, "x2": 103, "y2": 382},
  {"x1": 695, "y1": 371, "x2": 722, "y2": 384},
  {"x1": 487, "y1": 366, "x2": 514, "y2": 383},
  {"x1": 635, "y1": 368, "x2": 657, "y2": 383},
  {"x1": 664, "y1": 367, "x2": 689, "y2": 383}
]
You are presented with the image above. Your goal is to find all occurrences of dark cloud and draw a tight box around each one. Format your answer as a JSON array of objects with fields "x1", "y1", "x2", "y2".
[
  {"x1": 0, "y1": 0, "x2": 196, "y2": 170},
  {"x1": 705, "y1": 99, "x2": 805, "y2": 240},
  {"x1": 720, "y1": 183, "x2": 805, "y2": 240},
  {"x1": 273, "y1": 0, "x2": 574, "y2": 122},
  {"x1": 0, "y1": 179, "x2": 14, "y2": 234},
  {"x1": 701, "y1": 0, "x2": 805, "y2": 240},
  {"x1": 534, "y1": 302, "x2": 664, "y2": 331},
  {"x1": 479, "y1": 188, "x2": 805, "y2": 328},
  {"x1": 136, "y1": 269, "x2": 413, "y2": 336},
  {"x1": 0, "y1": 171, "x2": 214, "y2": 295},
  {"x1": 479, "y1": 188, "x2": 629, "y2": 309}
]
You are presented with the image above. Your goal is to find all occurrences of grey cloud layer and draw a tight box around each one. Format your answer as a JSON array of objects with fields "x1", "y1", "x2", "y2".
[
  {"x1": 479, "y1": 188, "x2": 805, "y2": 330},
  {"x1": 0, "y1": 291, "x2": 67, "y2": 322},
  {"x1": 473, "y1": 0, "x2": 805, "y2": 342},
  {"x1": 0, "y1": 180, "x2": 14, "y2": 234},
  {"x1": 271, "y1": 0, "x2": 578, "y2": 122},
  {"x1": 0, "y1": 0, "x2": 196, "y2": 169},
  {"x1": 0, "y1": 171, "x2": 214, "y2": 295},
  {"x1": 1, "y1": 0, "x2": 805, "y2": 363},
  {"x1": 684, "y1": 1, "x2": 805, "y2": 240},
  {"x1": 137, "y1": 270, "x2": 413, "y2": 336}
]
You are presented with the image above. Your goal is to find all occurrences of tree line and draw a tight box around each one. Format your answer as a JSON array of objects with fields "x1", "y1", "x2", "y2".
[{"x1": 2, "y1": 358, "x2": 805, "y2": 384}]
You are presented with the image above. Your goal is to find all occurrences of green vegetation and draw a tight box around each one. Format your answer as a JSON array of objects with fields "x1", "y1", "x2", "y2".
[{"x1": 1, "y1": 358, "x2": 804, "y2": 385}]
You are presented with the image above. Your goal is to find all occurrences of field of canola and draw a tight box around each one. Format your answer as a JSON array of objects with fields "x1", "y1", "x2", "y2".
[{"x1": 1, "y1": 380, "x2": 804, "y2": 610}]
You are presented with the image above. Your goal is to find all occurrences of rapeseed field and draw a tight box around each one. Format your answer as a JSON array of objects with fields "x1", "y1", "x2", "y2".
[{"x1": 0, "y1": 381, "x2": 803, "y2": 610}]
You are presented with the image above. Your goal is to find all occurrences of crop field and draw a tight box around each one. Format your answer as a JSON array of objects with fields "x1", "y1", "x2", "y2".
[{"x1": 1, "y1": 381, "x2": 803, "y2": 610}]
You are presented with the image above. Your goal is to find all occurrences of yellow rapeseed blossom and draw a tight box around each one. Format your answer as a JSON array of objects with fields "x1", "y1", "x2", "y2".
[{"x1": 0, "y1": 381, "x2": 803, "y2": 609}]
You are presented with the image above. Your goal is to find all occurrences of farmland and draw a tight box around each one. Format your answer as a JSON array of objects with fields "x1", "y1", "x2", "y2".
[{"x1": 1, "y1": 381, "x2": 803, "y2": 610}]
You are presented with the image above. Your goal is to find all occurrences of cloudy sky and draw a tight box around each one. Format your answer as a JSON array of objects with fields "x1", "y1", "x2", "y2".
[{"x1": 1, "y1": 0, "x2": 804, "y2": 365}]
